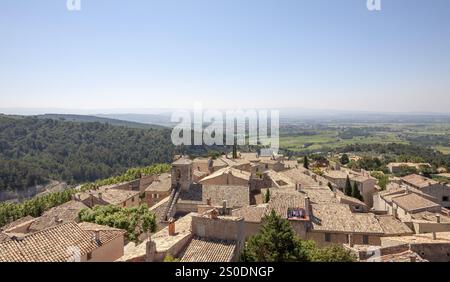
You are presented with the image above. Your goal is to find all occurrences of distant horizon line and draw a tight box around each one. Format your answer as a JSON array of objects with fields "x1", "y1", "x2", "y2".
[{"x1": 1, "y1": 107, "x2": 450, "y2": 116}]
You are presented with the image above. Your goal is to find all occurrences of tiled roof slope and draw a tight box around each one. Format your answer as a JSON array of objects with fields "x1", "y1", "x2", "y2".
[
  {"x1": 180, "y1": 236, "x2": 236, "y2": 262},
  {"x1": 0, "y1": 222, "x2": 99, "y2": 262}
]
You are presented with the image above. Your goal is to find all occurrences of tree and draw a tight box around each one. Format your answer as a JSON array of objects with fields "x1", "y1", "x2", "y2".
[
  {"x1": 232, "y1": 137, "x2": 238, "y2": 159},
  {"x1": 312, "y1": 167, "x2": 323, "y2": 176},
  {"x1": 371, "y1": 171, "x2": 390, "y2": 190},
  {"x1": 303, "y1": 156, "x2": 309, "y2": 169},
  {"x1": 340, "y1": 154, "x2": 350, "y2": 165},
  {"x1": 78, "y1": 204, "x2": 156, "y2": 242},
  {"x1": 344, "y1": 176, "x2": 352, "y2": 196},
  {"x1": 351, "y1": 182, "x2": 363, "y2": 201},
  {"x1": 264, "y1": 189, "x2": 271, "y2": 203},
  {"x1": 307, "y1": 243, "x2": 356, "y2": 262},
  {"x1": 163, "y1": 254, "x2": 180, "y2": 262},
  {"x1": 240, "y1": 210, "x2": 355, "y2": 262},
  {"x1": 240, "y1": 210, "x2": 308, "y2": 262}
]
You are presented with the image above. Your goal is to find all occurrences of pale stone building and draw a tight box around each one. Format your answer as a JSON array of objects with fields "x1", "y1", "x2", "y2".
[
  {"x1": 401, "y1": 174, "x2": 450, "y2": 208},
  {"x1": 144, "y1": 173, "x2": 172, "y2": 207},
  {"x1": 0, "y1": 221, "x2": 125, "y2": 262}
]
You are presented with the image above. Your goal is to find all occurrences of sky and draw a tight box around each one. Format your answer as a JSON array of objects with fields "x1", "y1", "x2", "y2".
[{"x1": 1, "y1": 0, "x2": 450, "y2": 114}]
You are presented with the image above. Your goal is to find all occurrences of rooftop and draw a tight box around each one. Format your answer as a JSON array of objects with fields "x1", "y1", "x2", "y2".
[
  {"x1": 0, "y1": 221, "x2": 123, "y2": 262},
  {"x1": 78, "y1": 222, "x2": 126, "y2": 244},
  {"x1": 27, "y1": 200, "x2": 88, "y2": 232},
  {"x1": 267, "y1": 190, "x2": 383, "y2": 234},
  {"x1": 401, "y1": 174, "x2": 440, "y2": 188},
  {"x1": 151, "y1": 213, "x2": 193, "y2": 252},
  {"x1": 375, "y1": 215, "x2": 414, "y2": 236},
  {"x1": 145, "y1": 173, "x2": 171, "y2": 192},
  {"x1": 180, "y1": 236, "x2": 237, "y2": 262},
  {"x1": 392, "y1": 193, "x2": 440, "y2": 212},
  {"x1": 202, "y1": 185, "x2": 250, "y2": 208},
  {"x1": 382, "y1": 232, "x2": 450, "y2": 245},
  {"x1": 369, "y1": 250, "x2": 426, "y2": 262},
  {"x1": 95, "y1": 188, "x2": 140, "y2": 205},
  {"x1": 310, "y1": 204, "x2": 383, "y2": 234},
  {"x1": 324, "y1": 170, "x2": 349, "y2": 179},
  {"x1": 232, "y1": 204, "x2": 268, "y2": 223},
  {"x1": 410, "y1": 211, "x2": 450, "y2": 223},
  {"x1": 199, "y1": 167, "x2": 250, "y2": 183},
  {"x1": 172, "y1": 157, "x2": 193, "y2": 165},
  {"x1": 1, "y1": 215, "x2": 35, "y2": 232}
]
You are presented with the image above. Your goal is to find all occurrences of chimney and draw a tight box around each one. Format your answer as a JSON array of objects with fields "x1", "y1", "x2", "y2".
[
  {"x1": 319, "y1": 181, "x2": 323, "y2": 186},
  {"x1": 304, "y1": 197, "x2": 311, "y2": 217},
  {"x1": 98, "y1": 192, "x2": 103, "y2": 200},
  {"x1": 436, "y1": 214, "x2": 441, "y2": 224},
  {"x1": 168, "y1": 218, "x2": 176, "y2": 236},
  {"x1": 409, "y1": 254, "x2": 416, "y2": 263},
  {"x1": 312, "y1": 174, "x2": 317, "y2": 182},
  {"x1": 222, "y1": 200, "x2": 227, "y2": 211},
  {"x1": 89, "y1": 192, "x2": 94, "y2": 207},
  {"x1": 404, "y1": 186, "x2": 410, "y2": 194},
  {"x1": 53, "y1": 216, "x2": 59, "y2": 223},
  {"x1": 392, "y1": 207, "x2": 398, "y2": 219},
  {"x1": 145, "y1": 238, "x2": 156, "y2": 262},
  {"x1": 348, "y1": 234, "x2": 354, "y2": 247},
  {"x1": 94, "y1": 229, "x2": 100, "y2": 243}
]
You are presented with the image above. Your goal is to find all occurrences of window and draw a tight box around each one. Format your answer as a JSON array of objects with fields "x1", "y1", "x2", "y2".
[
  {"x1": 325, "y1": 233, "x2": 331, "y2": 242},
  {"x1": 87, "y1": 252, "x2": 92, "y2": 261},
  {"x1": 443, "y1": 196, "x2": 449, "y2": 202},
  {"x1": 131, "y1": 197, "x2": 135, "y2": 202},
  {"x1": 363, "y1": 235, "x2": 369, "y2": 245}
]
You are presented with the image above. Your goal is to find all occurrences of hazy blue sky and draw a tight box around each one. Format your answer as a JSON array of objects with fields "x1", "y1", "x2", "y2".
[{"x1": 1, "y1": 0, "x2": 450, "y2": 113}]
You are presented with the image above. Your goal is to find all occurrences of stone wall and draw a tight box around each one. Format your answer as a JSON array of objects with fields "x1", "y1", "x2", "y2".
[
  {"x1": 306, "y1": 231, "x2": 381, "y2": 247},
  {"x1": 410, "y1": 243, "x2": 450, "y2": 262}
]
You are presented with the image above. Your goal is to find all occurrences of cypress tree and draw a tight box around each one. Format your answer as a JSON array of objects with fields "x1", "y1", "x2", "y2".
[
  {"x1": 344, "y1": 176, "x2": 352, "y2": 196},
  {"x1": 232, "y1": 137, "x2": 238, "y2": 159},
  {"x1": 264, "y1": 189, "x2": 271, "y2": 203},
  {"x1": 351, "y1": 182, "x2": 363, "y2": 201},
  {"x1": 303, "y1": 156, "x2": 309, "y2": 169}
]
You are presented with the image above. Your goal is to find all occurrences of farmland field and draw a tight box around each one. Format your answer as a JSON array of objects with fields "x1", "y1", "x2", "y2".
[{"x1": 279, "y1": 122, "x2": 450, "y2": 154}]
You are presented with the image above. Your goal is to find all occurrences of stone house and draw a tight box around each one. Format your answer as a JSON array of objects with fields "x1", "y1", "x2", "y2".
[
  {"x1": 0, "y1": 221, "x2": 125, "y2": 262},
  {"x1": 401, "y1": 174, "x2": 450, "y2": 208}
]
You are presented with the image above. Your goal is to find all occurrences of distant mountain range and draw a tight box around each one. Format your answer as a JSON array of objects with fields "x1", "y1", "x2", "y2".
[
  {"x1": 2, "y1": 108, "x2": 450, "y2": 126},
  {"x1": 35, "y1": 114, "x2": 167, "y2": 129}
]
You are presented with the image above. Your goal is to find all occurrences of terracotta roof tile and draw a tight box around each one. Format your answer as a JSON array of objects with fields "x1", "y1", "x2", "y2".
[
  {"x1": 0, "y1": 222, "x2": 119, "y2": 262},
  {"x1": 180, "y1": 236, "x2": 236, "y2": 262},
  {"x1": 392, "y1": 193, "x2": 440, "y2": 212}
]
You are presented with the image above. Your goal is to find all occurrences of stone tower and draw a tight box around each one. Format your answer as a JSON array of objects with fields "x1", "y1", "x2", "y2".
[{"x1": 171, "y1": 156, "x2": 193, "y2": 191}]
